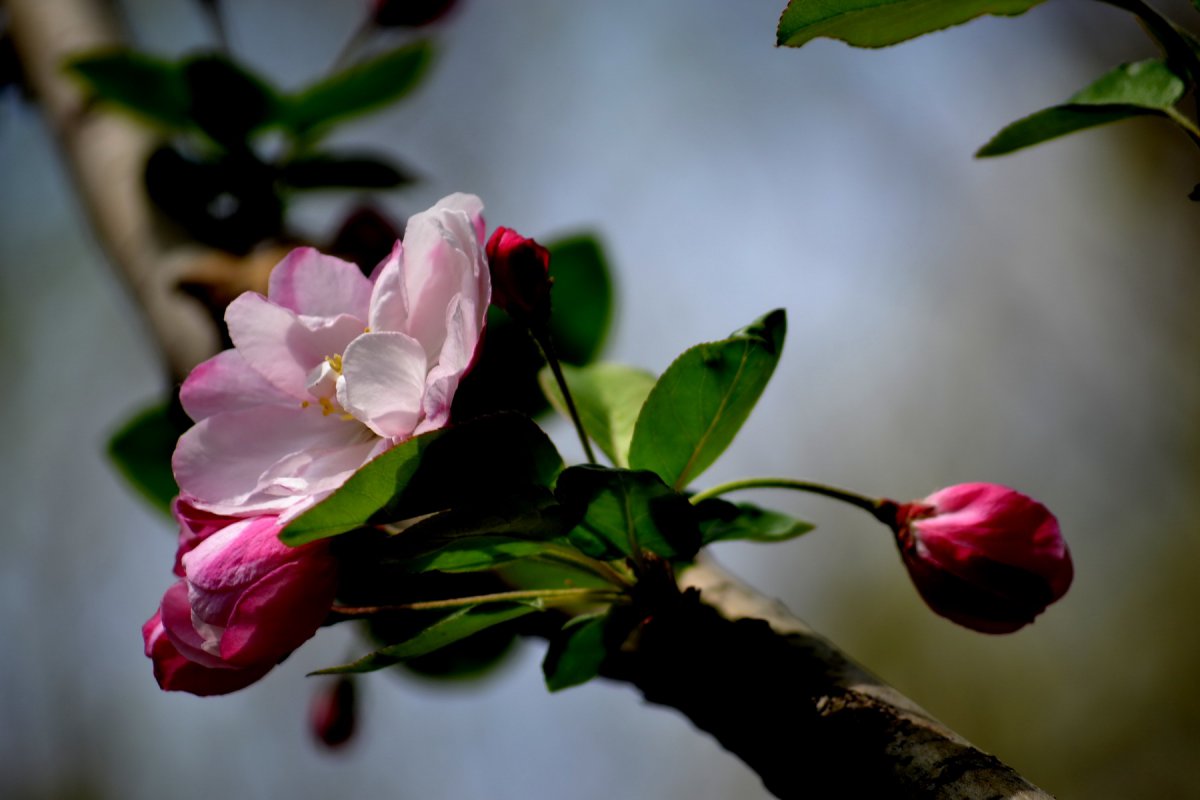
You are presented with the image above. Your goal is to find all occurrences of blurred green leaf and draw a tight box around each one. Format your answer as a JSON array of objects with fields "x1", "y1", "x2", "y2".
[
  {"x1": 694, "y1": 498, "x2": 814, "y2": 546},
  {"x1": 282, "y1": 41, "x2": 433, "y2": 138},
  {"x1": 556, "y1": 466, "x2": 700, "y2": 561},
  {"x1": 315, "y1": 602, "x2": 541, "y2": 675},
  {"x1": 977, "y1": 60, "x2": 1188, "y2": 157},
  {"x1": 543, "y1": 613, "x2": 610, "y2": 691},
  {"x1": 182, "y1": 54, "x2": 280, "y2": 146},
  {"x1": 281, "y1": 413, "x2": 562, "y2": 545},
  {"x1": 397, "y1": 536, "x2": 561, "y2": 574},
  {"x1": 106, "y1": 402, "x2": 181, "y2": 516},
  {"x1": 628, "y1": 310, "x2": 786, "y2": 491},
  {"x1": 777, "y1": 0, "x2": 1045, "y2": 48},
  {"x1": 280, "y1": 152, "x2": 416, "y2": 189},
  {"x1": 538, "y1": 363, "x2": 655, "y2": 468},
  {"x1": 66, "y1": 49, "x2": 191, "y2": 130},
  {"x1": 545, "y1": 235, "x2": 613, "y2": 366}
]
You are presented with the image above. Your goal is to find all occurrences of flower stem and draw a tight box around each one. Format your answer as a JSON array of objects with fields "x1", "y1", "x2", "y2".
[
  {"x1": 689, "y1": 477, "x2": 890, "y2": 522},
  {"x1": 332, "y1": 587, "x2": 624, "y2": 615},
  {"x1": 533, "y1": 329, "x2": 599, "y2": 464}
]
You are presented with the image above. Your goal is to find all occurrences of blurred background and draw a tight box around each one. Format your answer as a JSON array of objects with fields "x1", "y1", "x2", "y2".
[{"x1": 2, "y1": 0, "x2": 1199, "y2": 797}]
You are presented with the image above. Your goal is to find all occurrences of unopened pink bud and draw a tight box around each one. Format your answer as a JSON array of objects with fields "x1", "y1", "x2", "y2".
[
  {"x1": 887, "y1": 483, "x2": 1072, "y2": 634},
  {"x1": 486, "y1": 226, "x2": 552, "y2": 324},
  {"x1": 311, "y1": 676, "x2": 357, "y2": 749}
]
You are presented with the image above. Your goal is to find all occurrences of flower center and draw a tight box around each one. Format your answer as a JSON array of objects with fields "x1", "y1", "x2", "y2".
[{"x1": 302, "y1": 354, "x2": 357, "y2": 421}]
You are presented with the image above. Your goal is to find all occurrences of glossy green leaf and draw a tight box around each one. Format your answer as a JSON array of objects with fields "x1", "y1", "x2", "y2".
[
  {"x1": 777, "y1": 0, "x2": 1045, "y2": 48},
  {"x1": 628, "y1": 310, "x2": 786, "y2": 491},
  {"x1": 543, "y1": 613, "x2": 610, "y2": 692},
  {"x1": 280, "y1": 152, "x2": 416, "y2": 189},
  {"x1": 694, "y1": 498, "x2": 815, "y2": 546},
  {"x1": 106, "y1": 401, "x2": 182, "y2": 516},
  {"x1": 66, "y1": 49, "x2": 191, "y2": 130},
  {"x1": 281, "y1": 413, "x2": 562, "y2": 545},
  {"x1": 538, "y1": 363, "x2": 656, "y2": 467},
  {"x1": 282, "y1": 41, "x2": 432, "y2": 138},
  {"x1": 556, "y1": 466, "x2": 700, "y2": 561},
  {"x1": 397, "y1": 537, "x2": 560, "y2": 574},
  {"x1": 545, "y1": 235, "x2": 613, "y2": 366},
  {"x1": 314, "y1": 602, "x2": 541, "y2": 675},
  {"x1": 977, "y1": 60, "x2": 1188, "y2": 157}
]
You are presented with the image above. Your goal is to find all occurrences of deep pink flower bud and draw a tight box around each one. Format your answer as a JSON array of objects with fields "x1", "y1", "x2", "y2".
[
  {"x1": 371, "y1": 0, "x2": 457, "y2": 28},
  {"x1": 310, "y1": 677, "x2": 357, "y2": 749},
  {"x1": 486, "y1": 226, "x2": 552, "y2": 324},
  {"x1": 887, "y1": 483, "x2": 1072, "y2": 634},
  {"x1": 143, "y1": 510, "x2": 339, "y2": 694}
]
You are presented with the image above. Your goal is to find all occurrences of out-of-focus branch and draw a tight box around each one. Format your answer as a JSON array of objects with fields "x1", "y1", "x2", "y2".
[
  {"x1": 9, "y1": 0, "x2": 222, "y2": 380},
  {"x1": 599, "y1": 559, "x2": 1054, "y2": 800}
]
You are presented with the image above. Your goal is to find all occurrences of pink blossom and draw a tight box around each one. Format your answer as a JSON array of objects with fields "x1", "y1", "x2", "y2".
[
  {"x1": 888, "y1": 483, "x2": 1073, "y2": 633},
  {"x1": 171, "y1": 192, "x2": 490, "y2": 520},
  {"x1": 486, "y1": 226, "x2": 552, "y2": 324}
]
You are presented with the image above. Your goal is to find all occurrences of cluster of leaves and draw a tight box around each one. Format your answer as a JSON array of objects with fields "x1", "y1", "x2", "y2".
[
  {"x1": 273, "y1": 307, "x2": 811, "y2": 690},
  {"x1": 777, "y1": 0, "x2": 1200, "y2": 192},
  {"x1": 67, "y1": 42, "x2": 430, "y2": 252}
]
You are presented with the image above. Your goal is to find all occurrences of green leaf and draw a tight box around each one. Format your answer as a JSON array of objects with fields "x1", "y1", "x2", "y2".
[
  {"x1": 543, "y1": 613, "x2": 610, "y2": 691},
  {"x1": 281, "y1": 413, "x2": 563, "y2": 545},
  {"x1": 628, "y1": 310, "x2": 786, "y2": 491},
  {"x1": 66, "y1": 49, "x2": 191, "y2": 130},
  {"x1": 556, "y1": 466, "x2": 700, "y2": 561},
  {"x1": 977, "y1": 60, "x2": 1189, "y2": 157},
  {"x1": 398, "y1": 537, "x2": 560, "y2": 574},
  {"x1": 106, "y1": 402, "x2": 182, "y2": 516},
  {"x1": 538, "y1": 363, "x2": 656, "y2": 468},
  {"x1": 545, "y1": 235, "x2": 614, "y2": 366},
  {"x1": 315, "y1": 602, "x2": 541, "y2": 675},
  {"x1": 282, "y1": 41, "x2": 433, "y2": 138},
  {"x1": 182, "y1": 54, "x2": 281, "y2": 146},
  {"x1": 280, "y1": 152, "x2": 416, "y2": 189},
  {"x1": 694, "y1": 498, "x2": 815, "y2": 546},
  {"x1": 777, "y1": 0, "x2": 1046, "y2": 48}
]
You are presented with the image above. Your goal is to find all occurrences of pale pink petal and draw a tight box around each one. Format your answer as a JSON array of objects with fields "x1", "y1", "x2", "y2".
[
  {"x1": 173, "y1": 404, "x2": 376, "y2": 513},
  {"x1": 366, "y1": 241, "x2": 409, "y2": 333},
  {"x1": 226, "y1": 293, "x2": 368, "y2": 399},
  {"x1": 180, "y1": 349, "x2": 294, "y2": 423},
  {"x1": 415, "y1": 294, "x2": 480, "y2": 433},
  {"x1": 340, "y1": 331, "x2": 428, "y2": 438},
  {"x1": 268, "y1": 247, "x2": 373, "y2": 320},
  {"x1": 436, "y1": 192, "x2": 485, "y2": 242}
]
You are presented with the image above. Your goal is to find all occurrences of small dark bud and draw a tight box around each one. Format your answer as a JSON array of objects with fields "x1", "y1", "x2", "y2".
[
  {"x1": 486, "y1": 226, "x2": 553, "y2": 325},
  {"x1": 310, "y1": 676, "x2": 357, "y2": 749}
]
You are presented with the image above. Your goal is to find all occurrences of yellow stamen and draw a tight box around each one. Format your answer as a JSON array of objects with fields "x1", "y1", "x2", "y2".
[
  {"x1": 301, "y1": 400, "x2": 310, "y2": 408},
  {"x1": 325, "y1": 353, "x2": 343, "y2": 373},
  {"x1": 319, "y1": 397, "x2": 337, "y2": 416}
]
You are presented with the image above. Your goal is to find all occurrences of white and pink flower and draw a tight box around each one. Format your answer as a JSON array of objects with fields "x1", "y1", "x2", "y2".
[{"x1": 145, "y1": 193, "x2": 491, "y2": 694}]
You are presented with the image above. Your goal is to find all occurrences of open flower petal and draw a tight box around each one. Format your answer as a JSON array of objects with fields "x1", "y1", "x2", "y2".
[
  {"x1": 340, "y1": 331, "x2": 429, "y2": 438},
  {"x1": 180, "y1": 350, "x2": 295, "y2": 423},
  {"x1": 268, "y1": 247, "x2": 373, "y2": 320}
]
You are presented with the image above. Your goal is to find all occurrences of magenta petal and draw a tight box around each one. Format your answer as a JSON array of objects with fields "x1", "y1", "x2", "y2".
[
  {"x1": 180, "y1": 349, "x2": 295, "y2": 423},
  {"x1": 143, "y1": 609, "x2": 271, "y2": 695},
  {"x1": 268, "y1": 247, "x2": 373, "y2": 320},
  {"x1": 340, "y1": 331, "x2": 429, "y2": 438},
  {"x1": 160, "y1": 580, "x2": 226, "y2": 668},
  {"x1": 220, "y1": 555, "x2": 337, "y2": 666}
]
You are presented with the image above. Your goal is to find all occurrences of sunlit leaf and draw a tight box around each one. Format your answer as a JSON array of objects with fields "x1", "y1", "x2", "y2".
[
  {"x1": 314, "y1": 602, "x2": 541, "y2": 674},
  {"x1": 977, "y1": 60, "x2": 1188, "y2": 157},
  {"x1": 777, "y1": 0, "x2": 1046, "y2": 48},
  {"x1": 628, "y1": 310, "x2": 786, "y2": 491},
  {"x1": 538, "y1": 363, "x2": 655, "y2": 467}
]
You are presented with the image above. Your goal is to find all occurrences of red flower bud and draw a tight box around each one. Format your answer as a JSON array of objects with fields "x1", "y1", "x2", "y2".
[
  {"x1": 310, "y1": 676, "x2": 357, "y2": 749},
  {"x1": 485, "y1": 226, "x2": 553, "y2": 325},
  {"x1": 371, "y1": 0, "x2": 457, "y2": 28},
  {"x1": 887, "y1": 483, "x2": 1072, "y2": 634}
]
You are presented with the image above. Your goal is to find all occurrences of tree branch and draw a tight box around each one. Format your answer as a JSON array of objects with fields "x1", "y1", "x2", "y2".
[
  {"x1": 599, "y1": 559, "x2": 1053, "y2": 799},
  {"x1": 9, "y1": 0, "x2": 221, "y2": 381}
]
